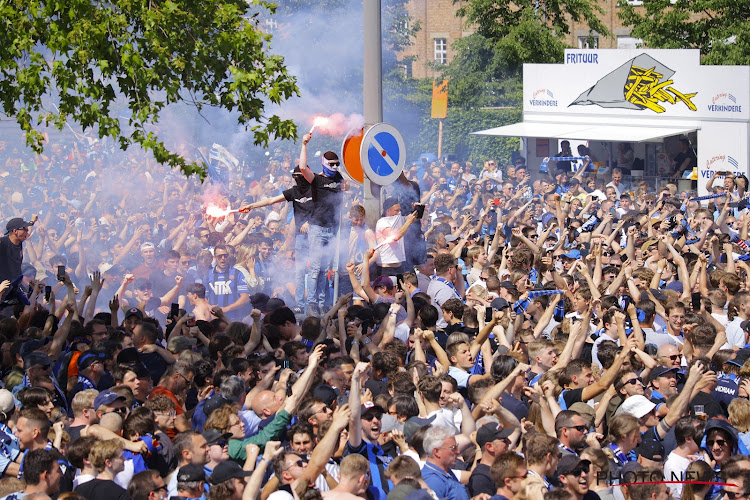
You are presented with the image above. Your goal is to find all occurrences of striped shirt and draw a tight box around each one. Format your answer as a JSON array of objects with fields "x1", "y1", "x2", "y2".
[
  {"x1": 344, "y1": 439, "x2": 393, "y2": 494},
  {"x1": 204, "y1": 266, "x2": 249, "y2": 321}
]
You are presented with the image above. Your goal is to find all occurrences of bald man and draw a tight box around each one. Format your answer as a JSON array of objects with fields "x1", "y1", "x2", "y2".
[
  {"x1": 250, "y1": 390, "x2": 284, "y2": 421},
  {"x1": 656, "y1": 344, "x2": 682, "y2": 369}
]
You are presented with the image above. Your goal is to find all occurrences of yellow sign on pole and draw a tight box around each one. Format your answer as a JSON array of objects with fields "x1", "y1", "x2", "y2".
[{"x1": 431, "y1": 80, "x2": 448, "y2": 119}]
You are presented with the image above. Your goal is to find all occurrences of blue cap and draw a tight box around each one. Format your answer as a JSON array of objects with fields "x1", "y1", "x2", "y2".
[
  {"x1": 562, "y1": 249, "x2": 582, "y2": 259},
  {"x1": 93, "y1": 389, "x2": 126, "y2": 410}
]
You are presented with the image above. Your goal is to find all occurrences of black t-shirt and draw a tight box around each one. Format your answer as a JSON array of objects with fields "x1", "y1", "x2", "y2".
[
  {"x1": 149, "y1": 269, "x2": 180, "y2": 299},
  {"x1": 468, "y1": 463, "x2": 495, "y2": 497},
  {"x1": 562, "y1": 387, "x2": 585, "y2": 408},
  {"x1": 310, "y1": 172, "x2": 344, "y2": 228},
  {"x1": 689, "y1": 391, "x2": 726, "y2": 419},
  {"x1": 0, "y1": 236, "x2": 23, "y2": 284},
  {"x1": 673, "y1": 150, "x2": 697, "y2": 172},
  {"x1": 502, "y1": 392, "x2": 529, "y2": 421},
  {"x1": 75, "y1": 478, "x2": 131, "y2": 500},
  {"x1": 282, "y1": 185, "x2": 314, "y2": 231}
]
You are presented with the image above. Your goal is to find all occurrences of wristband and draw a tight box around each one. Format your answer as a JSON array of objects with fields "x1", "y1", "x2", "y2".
[
  {"x1": 351, "y1": 340, "x2": 360, "y2": 345},
  {"x1": 261, "y1": 457, "x2": 271, "y2": 465},
  {"x1": 364, "y1": 338, "x2": 372, "y2": 344},
  {"x1": 656, "y1": 269, "x2": 664, "y2": 274}
]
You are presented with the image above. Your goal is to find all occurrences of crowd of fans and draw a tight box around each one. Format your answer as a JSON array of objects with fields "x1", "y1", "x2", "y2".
[{"x1": 0, "y1": 131, "x2": 749, "y2": 500}]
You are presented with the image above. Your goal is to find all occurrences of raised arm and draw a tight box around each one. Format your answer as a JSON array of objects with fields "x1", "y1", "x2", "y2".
[
  {"x1": 347, "y1": 361, "x2": 370, "y2": 449},
  {"x1": 299, "y1": 133, "x2": 314, "y2": 184},
  {"x1": 293, "y1": 404, "x2": 352, "y2": 498}
]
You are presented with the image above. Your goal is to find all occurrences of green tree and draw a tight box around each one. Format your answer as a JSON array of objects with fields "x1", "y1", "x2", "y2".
[
  {"x1": 0, "y1": 0, "x2": 299, "y2": 178},
  {"x1": 424, "y1": 0, "x2": 610, "y2": 160},
  {"x1": 618, "y1": 0, "x2": 750, "y2": 65}
]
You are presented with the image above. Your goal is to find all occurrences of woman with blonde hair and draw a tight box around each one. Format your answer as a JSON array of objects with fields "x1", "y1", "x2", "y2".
[
  {"x1": 602, "y1": 414, "x2": 641, "y2": 473},
  {"x1": 232, "y1": 243, "x2": 261, "y2": 294},
  {"x1": 728, "y1": 398, "x2": 750, "y2": 450},
  {"x1": 680, "y1": 460, "x2": 714, "y2": 500},
  {"x1": 465, "y1": 245, "x2": 488, "y2": 287}
]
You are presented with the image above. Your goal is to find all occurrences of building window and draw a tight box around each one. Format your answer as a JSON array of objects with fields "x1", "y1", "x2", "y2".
[
  {"x1": 617, "y1": 36, "x2": 642, "y2": 49},
  {"x1": 578, "y1": 36, "x2": 599, "y2": 49},
  {"x1": 403, "y1": 60, "x2": 413, "y2": 78},
  {"x1": 434, "y1": 38, "x2": 447, "y2": 64}
]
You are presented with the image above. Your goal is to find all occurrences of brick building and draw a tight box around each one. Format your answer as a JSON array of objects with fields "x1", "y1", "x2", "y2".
[{"x1": 398, "y1": 0, "x2": 646, "y2": 78}]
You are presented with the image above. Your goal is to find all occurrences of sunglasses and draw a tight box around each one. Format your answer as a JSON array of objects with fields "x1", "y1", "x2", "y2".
[
  {"x1": 568, "y1": 467, "x2": 588, "y2": 477},
  {"x1": 104, "y1": 407, "x2": 128, "y2": 416},
  {"x1": 664, "y1": 354, "x2": 681, "y2": 361},
  {"x1": 215, "y1": 254, "x2": 229, "y2": 259},
  {"x1": 214, "y1": 440, "x2": 228, "y2": 448},
  {"x1": 623, "y1": 377, "x2": 643, "y2": 386},
  {"x1": 721, "y1": 491, "x2": 747, "y2": 500},
  {"x1": 361, "y1": 412, "x2": 383, "y2": 422},
  {"x1": 328, "y1": 161, "x2": 340, "y2": 167},
  {"x1": 284, "y1": 459, "x2": 305, "y2": 470},
  {"x1": 566, "y1": 425, "x2": 588, "y2": 433},
  {"x1": 707, "y1": 439, "x2": 728, "y2": 448}
]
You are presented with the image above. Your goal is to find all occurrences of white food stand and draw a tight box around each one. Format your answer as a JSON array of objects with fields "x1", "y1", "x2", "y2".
[{"x1": 474, "y1": 49, "x2": 750, "y2": 195}]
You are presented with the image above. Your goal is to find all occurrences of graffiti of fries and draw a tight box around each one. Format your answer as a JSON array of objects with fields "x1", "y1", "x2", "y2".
[{"x1": 624, "y1": 65, "x2": 697, "y2": 113}]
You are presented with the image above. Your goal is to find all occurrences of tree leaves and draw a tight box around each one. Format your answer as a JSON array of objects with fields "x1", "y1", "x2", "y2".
[
  {"x1": 618, "y1": 0, "x2": 750, "y2": 65},
  {"x1": 0, "y1": 0, "x2": 300, "y2": 179}
]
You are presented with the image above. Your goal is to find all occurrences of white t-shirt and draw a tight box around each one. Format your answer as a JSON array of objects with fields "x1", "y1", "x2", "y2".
[
  {"x1": 376, "y1": 214, "x2": 406, "y2": 265},
  {"x1": 726, "y1": 317, "x2": 746, "y2": 348},
  {"x1": 663, "y1": 452, "x2": 692, "y2": 499}
]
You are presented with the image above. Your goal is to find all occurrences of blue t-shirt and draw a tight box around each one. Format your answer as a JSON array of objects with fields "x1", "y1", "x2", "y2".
[{"x1": 422, "y1": 461, "x2": 469, "y2": 500}]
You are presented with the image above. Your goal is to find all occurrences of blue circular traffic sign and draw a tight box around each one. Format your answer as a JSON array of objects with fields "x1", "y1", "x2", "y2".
[{"x1": 360, "y1": 123, "x2": 405, "y2": 186}]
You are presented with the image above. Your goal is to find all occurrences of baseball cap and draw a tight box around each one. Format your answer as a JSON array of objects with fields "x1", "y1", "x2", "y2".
[
  {"x1": 140, "y1": 242, "x2": 155, "y2": 252},
  {"x1": 556, "y1": 455, "x2": 591, "y2": 477},
  {"x1": 177, "y1": 463, "x2": 206, "y2": 483},
  {"x1": 562, "y1": 249, "x2": 582, "y2": 259},
  {"x1": 445, "y1": 234, "x2": 459, "y2": 243},
  {"x1": 20, "y1": 337, "x2": 51, "y2": 358},
  {"x1": 22, "y1": 352, "x2": 53, "y2": 369},
  {"x1": 615, "y1": 395, "x2": 656, "y2": 418},
  {"x1": 371, "y1": 276, "x2": 394, "y2": 290},
  {"x1": 648, "y1": 288, "x2": 668, "y2": 302},
  {"x1": 476, "y1": 422, "x2": 513, "y2": 447},
  {"x1": 648, "y1": 366, "x2": 679, "y2": 384},
  {"x1": 490, "y1": 297, "x2": 510, "y2": 310},
  {"x1": 499, "y1": 281, "x2": 518, "y2": 292},
  {"x1": 209, "y1": 460, "x2": 253, "y2": 485},
  {"x1": 125, "y1": 308, "x2": 144, "y2": 319},
  {"x1": 0, "y1": 389, "x2": 15, "y2": 415},
  {"x1": 635, "y1": 439, "x2": 665, "y2": 462},
  {"x1": 569, "y1": 403, "x2": 596, "y2": 427},
  {"x1": 381, "y1": 414, "x2": 403, "y2": 434},
  {"x1": 202, "y1": 429, "x2": 232, "y2": 447},
  {"x1": 360, "y1": 401, "x2": 385, "y2": 416},
  {"x1": 404, "y1": 415, "x2": 436, "y2": 444},
  {"x1": 94, "y1": 389, "x2": 126, "y2": 410},
  {"x1": 5, "y1": 218, "x2": 32, "y2": 234},
  {"x1": 383, "y1": 197, "x2": 400, "y2": 212},
  {"x1": 312, "y1": 385, "x2": 338, "y2": 407},
  {"x1": 728, "y1": 349, "x2": 750, "y2": 368},
  {"x1": 167, "y1": 336, "x2": 198, "y2": 354},
  {"x1": 78, "y1": 352, "x2": 106, "y2": 371}
]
